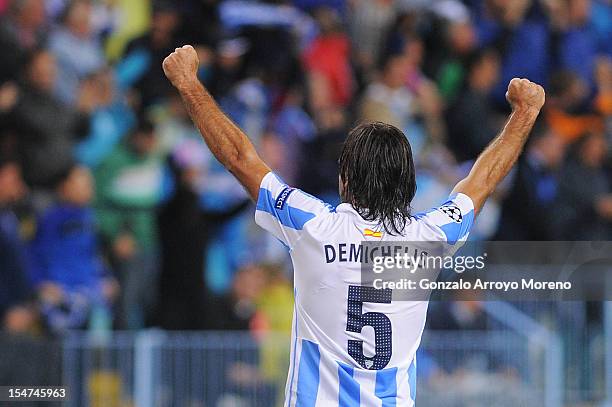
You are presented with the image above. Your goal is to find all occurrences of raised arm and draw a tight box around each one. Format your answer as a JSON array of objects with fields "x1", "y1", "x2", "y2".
[
  {"x1": 452, "y1": 78, "x2": 545, "y2": 214},
  {"x1": 162, "y1": 45, "x2": 270, "y2": 200}
]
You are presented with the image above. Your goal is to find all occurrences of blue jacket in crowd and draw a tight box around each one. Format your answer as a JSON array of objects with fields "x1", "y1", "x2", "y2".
[{"x1": 31, "y1": 204, "x2": 106, "y2": 291}]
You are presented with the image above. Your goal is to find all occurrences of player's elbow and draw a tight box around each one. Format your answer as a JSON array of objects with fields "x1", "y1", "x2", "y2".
[
  {"x1": 224, "y1": 147, "x2": 259, "y2": 175},
  {"x1": 222, "y1": 150, "x2": 241, "y2": 173}
]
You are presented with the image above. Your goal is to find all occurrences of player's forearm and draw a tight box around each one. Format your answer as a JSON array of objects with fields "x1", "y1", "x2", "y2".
[
  {"x1": 472, "y1": 106, "x2": 540, "y2": 192},
  {"x1": 453, "y1": 107, "x2": 540, "y2": 210},
  {"x1": 177, "y1": 79, "x2": 256, "y2": 172},
  {"x1": 163, "y1": 45, "x2": 270, "y2": 200}
]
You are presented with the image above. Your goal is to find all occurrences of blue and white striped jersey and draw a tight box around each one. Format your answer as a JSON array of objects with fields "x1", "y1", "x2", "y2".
[{"x1": 255, "y1": 172, "x2": 475, "y2": 406}]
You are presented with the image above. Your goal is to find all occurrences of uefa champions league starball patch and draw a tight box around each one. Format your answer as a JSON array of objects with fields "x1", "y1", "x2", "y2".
[{"x1": 438, "y1": 204, "x2": 463, "y2": 223}]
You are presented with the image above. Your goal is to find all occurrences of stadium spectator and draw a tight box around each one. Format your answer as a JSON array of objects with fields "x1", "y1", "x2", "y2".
[
  {"x1": 360, "y1": 47, "x2": 418, "y2": 134},
  {"x1": 361, "y1": 33, "x2": 446, "y2": 157},
  {"x1": 397, "y1": 26, "x2": 448, "y2": 145},
  {"x1": 0, "y1": 0, "x2": 47, "y2": 83},
  {"x1": 94, "y1": 119, "x2": 163, "y2": 329},
  {"x1": 155, "y1": 141, "x2": 249, "y2": 330},
  {"x1": 298, "y1": 107, "x2": 347, "y2": 202},
  {"x1": 557, "y1": 131, "x2": 612, "y2": 240},
  {"x1": 153, "y1": 91, "x2": 201, "y2": 154},
  {"x1": 270, "y1": 86, "x2": 316, "y2": 184},
  {"x1": 0, "y1": 155, "x2": 36, "y2": 334},
  {"x1": 121, "y1": 1, "x2": 183, "y2": 108},
  {"x1": 225, "y1": 263, "x2": 294, "y2": 405},
  {"x1": 219, "y1": 71, "x2": 270, "y2": 147},
  {"x1": 303, "y1": 7, "x2": 354, "y2": 111},
  {"x1": 12, "y1": 48, "x2": 92, "y2": 189},
  {"x1": 207, "y1": 264, "x2": 267, "y2": 331},
  {"x1": 74, "y1": 67, "x2": 137, "y2": 168},
  {"x1": 348, "y1": 0, "x2": 396, "y2": 73},
  {"x1": 48, "y1": 0, "x2": 105, "y2": 105},
  {"x1": 545, "y1": 70, "x2": 604, "y2": 142},
  {"x1": 495, "y1": 123, "x2": 567, "y2": 240},
  {"x1": 30, "y1": 164, "x2": 117, "y2": 333},
  {"x1": 547, "y1": 0, "x2": 599, "y2": 86},
  {"x1": 474, "y1": 0, "x2": 551, "y2": 105},
  {"x1": 446, "y1": 48, "x2": 502, "y2": 162},
  {"x1": 425, "y1": 2, "x2": 477, "y2": 102},
  {"x1": 206, "y1": 37, "x2": 248, "y2": 100}
]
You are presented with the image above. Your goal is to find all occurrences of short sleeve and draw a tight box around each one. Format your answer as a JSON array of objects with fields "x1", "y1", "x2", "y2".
[
  {"x1": 255, "y1": 172, "x2": 333, "y2": 249},
  {"x1": 418, "y1": 193, "x2": 475, "y2": 254}
]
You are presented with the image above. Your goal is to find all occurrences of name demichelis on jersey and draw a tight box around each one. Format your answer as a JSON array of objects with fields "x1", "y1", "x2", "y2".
[{"x1": 255, "y1": 172, "x2": 474, "y2": 407}]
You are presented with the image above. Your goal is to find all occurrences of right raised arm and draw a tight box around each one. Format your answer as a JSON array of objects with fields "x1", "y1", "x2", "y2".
[
  {"x1": 162, "y1": 45, "x2": 270, "y2": 201},
  {"x1": 452, "y1": 78, "x2": 545, "y2": 215}
]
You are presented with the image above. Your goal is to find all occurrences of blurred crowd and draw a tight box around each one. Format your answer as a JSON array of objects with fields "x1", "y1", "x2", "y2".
[{"x1": 0, "y1": 0, "x2": 610, "y2": 338}]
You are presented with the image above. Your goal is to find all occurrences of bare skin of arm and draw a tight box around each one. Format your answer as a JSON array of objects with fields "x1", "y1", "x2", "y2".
[
  {"x1": 162, "y1": 45, "x2": 270, "y2": 201},
  {"x1": 452, "y1": 78, "x2": 546, "y2": 214}
]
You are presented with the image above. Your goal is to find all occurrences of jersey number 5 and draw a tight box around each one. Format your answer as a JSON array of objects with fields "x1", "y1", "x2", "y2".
[{"x1": 346, "y1": 285, "x2": 392, "y2": 370}]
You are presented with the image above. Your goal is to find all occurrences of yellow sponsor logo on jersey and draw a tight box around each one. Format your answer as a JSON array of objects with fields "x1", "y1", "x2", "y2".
[{"x1": 363, "y1": 228, "x2": 383, "y2": 238}]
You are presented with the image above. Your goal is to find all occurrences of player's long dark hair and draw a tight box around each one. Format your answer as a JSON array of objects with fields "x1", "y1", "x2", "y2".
[{"x1": 339, "y1": 122, "x2": 417, "y2": 235}]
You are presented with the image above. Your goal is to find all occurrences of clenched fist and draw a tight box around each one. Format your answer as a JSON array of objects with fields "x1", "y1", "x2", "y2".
[
  {"x1": 505, "y1": 78, "x2": 545, "y2": 112},
  {"x1": 162, "y1": 45, "x2": 200, "y2": 90}
]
